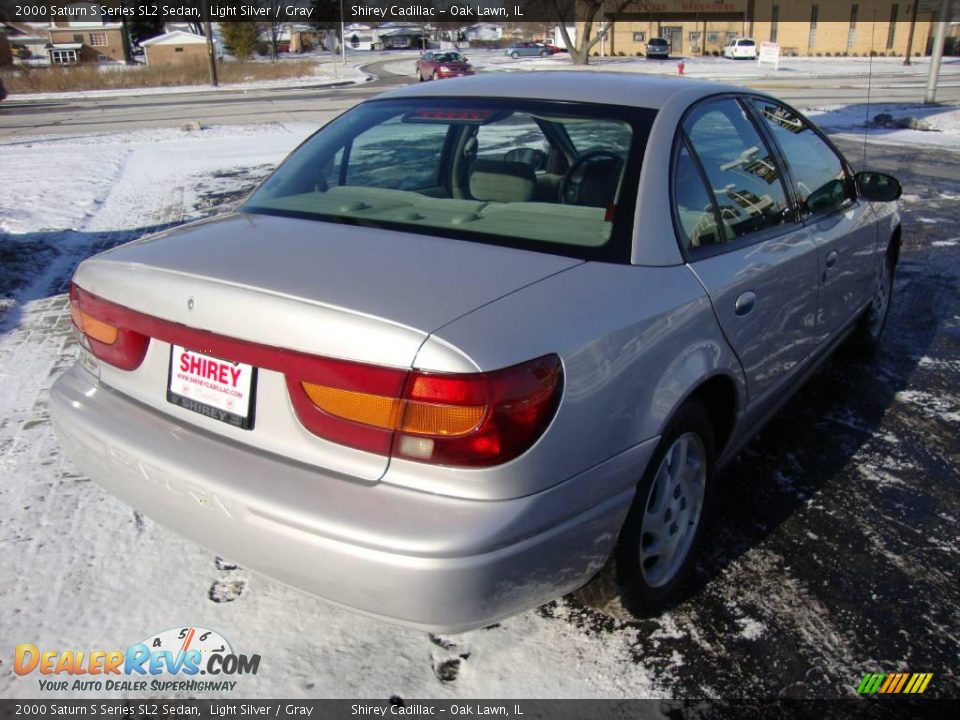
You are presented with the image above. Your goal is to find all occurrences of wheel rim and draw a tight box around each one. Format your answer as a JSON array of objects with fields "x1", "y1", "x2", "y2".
[
  {"x1": 639, "y1": 432, "x2": 706, "y2": 588},
  {"x1": 868, "y1": 259, "x2": 892, "y2": 339}
]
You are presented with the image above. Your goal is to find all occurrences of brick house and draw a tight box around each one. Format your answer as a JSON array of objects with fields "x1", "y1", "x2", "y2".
[
  {"x1": 48, "y1": 21, "x2": 125, "y2": 64},
  {"x1": 141, "y1": 31, "x2": 209, "y2": 67},
  {"x1": 583, "y1": 1, "x2": 945, "y2": 58}
]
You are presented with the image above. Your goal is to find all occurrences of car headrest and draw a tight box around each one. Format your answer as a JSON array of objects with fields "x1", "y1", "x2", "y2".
[{"x1": 469, "y1": 159, "x2": 536, "y2": 203}]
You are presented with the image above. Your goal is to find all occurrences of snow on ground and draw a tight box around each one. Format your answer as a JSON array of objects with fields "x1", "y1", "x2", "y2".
[
  {"x1": 806, "y1": 102, "x2": 960, "y2": 149},
  {"x1": 1, "y1": 111, "x2": 958, "y2": 700}
]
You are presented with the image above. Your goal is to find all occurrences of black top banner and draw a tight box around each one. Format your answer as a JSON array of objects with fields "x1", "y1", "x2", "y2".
[{"x1": 0, "y1": 0, "x2": 938, "y2": 25}]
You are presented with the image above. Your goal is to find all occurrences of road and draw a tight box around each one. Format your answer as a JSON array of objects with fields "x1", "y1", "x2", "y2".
[{"x1": 1, "y1": 57, "x2": 959, "y2": 138}]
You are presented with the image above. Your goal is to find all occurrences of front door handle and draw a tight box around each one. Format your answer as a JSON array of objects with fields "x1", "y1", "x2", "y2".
[
  {"x1": 735, "y1": 291, "x2": 756, "y2": 316},
  {"x1": 825, "y1": 250, "x2": 839, "y2": 269}
]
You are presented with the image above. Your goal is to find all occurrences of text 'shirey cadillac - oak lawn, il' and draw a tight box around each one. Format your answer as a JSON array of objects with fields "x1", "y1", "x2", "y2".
[{"x1": 52, "y1": 73, "x2": 902, "y2": 632}]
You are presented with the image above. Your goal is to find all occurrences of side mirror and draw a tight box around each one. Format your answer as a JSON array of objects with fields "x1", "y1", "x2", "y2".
[{"x1": 856, "y1": 171, "x2": 902, "y2": 202}]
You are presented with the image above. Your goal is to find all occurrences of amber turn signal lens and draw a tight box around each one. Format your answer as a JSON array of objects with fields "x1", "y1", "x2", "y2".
[
  {"x1": 70, "y1": 302, "x2": 119, "y2": 345},
  {"x1": 301, "y1": 384, "x2": 403, "y2": 429},
  {"x1": 301, "y1": 383, "x2": 485, "y2": 437}
]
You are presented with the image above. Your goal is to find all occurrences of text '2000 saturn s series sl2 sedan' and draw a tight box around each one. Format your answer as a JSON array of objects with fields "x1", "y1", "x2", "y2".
[{"x1": 51, "y1": 73, "x2": 903, "y2": 632}]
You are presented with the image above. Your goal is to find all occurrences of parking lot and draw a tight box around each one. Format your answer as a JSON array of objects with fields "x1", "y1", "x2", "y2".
[{"x1": 0, "y1": 61, "x2": 957, "y2": 699}]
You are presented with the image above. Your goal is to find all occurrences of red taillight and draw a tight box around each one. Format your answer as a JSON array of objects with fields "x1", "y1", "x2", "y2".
[
  {"x1": 67, "y1": 283, "x2": 563, "y2": 467},
  {"x1": 70, "y1": 284, "x2": 149, "y2": 371},
  {"x1": 292, "y1": 355, "x2": 563, "y2": 467}
]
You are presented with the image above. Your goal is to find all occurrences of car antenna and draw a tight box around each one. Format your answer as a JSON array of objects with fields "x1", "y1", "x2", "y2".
[{"x1": 862, "y1": 9, "x2": 878, "y2": 169}]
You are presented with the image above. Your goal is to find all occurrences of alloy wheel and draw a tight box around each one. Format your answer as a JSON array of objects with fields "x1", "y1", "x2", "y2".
[{"x1": 639, "y1": 432, "x2": 707, "y2": 588}]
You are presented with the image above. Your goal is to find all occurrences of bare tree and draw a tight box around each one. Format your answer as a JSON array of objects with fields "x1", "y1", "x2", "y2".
[
  {"x1": 258, "y1": 0, "x2": 289, "y2": 61},
  {"x1": 541, "y1": 0, "x2": 648, "y2": 65}
]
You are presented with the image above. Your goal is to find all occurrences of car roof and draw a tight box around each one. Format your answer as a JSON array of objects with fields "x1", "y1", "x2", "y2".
[{"x1": 376, "y1": 72, "x2": 752, "y2": 111}]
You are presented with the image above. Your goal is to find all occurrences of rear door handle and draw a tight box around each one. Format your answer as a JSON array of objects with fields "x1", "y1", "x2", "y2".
[
  {"x1": 825, "y1": 250, "x2": 839, "y2": 268},
  {"x1": 735, "y1": 291, "x2": 756, "y2": 316}
]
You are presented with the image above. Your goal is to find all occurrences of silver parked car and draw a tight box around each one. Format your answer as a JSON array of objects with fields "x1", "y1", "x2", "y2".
[{"x1": 52, "y1": 73, "x2": 902, "y2": 632}]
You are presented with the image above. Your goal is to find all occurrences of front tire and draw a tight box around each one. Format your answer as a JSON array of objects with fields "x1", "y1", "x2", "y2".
[
  {"x1": 573, "y1": 399, "x2": 715, "y2": 618},
  {"x1": 511, "y1": 51, "x2": 520, "y2": 59}
]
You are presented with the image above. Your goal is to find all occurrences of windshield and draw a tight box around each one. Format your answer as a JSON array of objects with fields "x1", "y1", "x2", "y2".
[{"x1": 244, "y1": 98, "x2": 655, "y2": 261}]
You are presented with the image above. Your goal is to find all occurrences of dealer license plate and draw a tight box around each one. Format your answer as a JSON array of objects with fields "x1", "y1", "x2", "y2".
[{"x1": 167, "y1": 345, "x2": 257, "y2": 429}]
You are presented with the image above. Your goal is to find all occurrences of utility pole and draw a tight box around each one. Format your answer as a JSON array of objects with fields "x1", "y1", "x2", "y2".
[
  {"x1": 340, "y1": 0, "x2": 346, "y2": 65},
  {"x1": 903, "y1": 0, "x2": 920, "y2": 65},
  {"x1": 200, "y1": 0, "x2": 218, "y2": 87},
  {"x1": 924, "y1": 0, "x2": 950, "y2": 103}
]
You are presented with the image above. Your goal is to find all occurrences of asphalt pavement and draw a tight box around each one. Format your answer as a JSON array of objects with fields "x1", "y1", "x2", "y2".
[{"x1": 2, "y1": 57, "x2": 959, "y2": 139}]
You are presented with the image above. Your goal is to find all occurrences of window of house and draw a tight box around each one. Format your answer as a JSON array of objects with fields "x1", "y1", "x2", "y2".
[
  {"x1": 707, "y1": 32, "x2": 720, "y2": 44},
  {"x1": 681, "y1": 98, "x2": 791, "y2": 243},
  {"x1": 73, "y1": 34, "x2": 83, "y2": 43},
  {"x1": 689, "y1": 31, "x2": 700, "y2": 42},
  {"x1": 175, "y1": 47, "x2": 184, "y2": 52},
  {"x1": 51, "y1": 49, "x2": 78, "y2": 64},
  {"x1": 633, "y1": 32, "x2": 645, "y2": 42},
  {"x1": 89, "y1": 32, "x2": 107, "y2": 47}
]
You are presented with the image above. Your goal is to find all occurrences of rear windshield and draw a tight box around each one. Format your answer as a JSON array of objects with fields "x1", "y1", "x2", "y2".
[
  {"x1": 739, "y1": 39, "x2": 756, "y2": 46},
  {"x1": 649, "y1": 39, "x2": 668, "y2": 46},
  {"x1": 244, "y1": 98, "x2": 655, "y2": 262}
]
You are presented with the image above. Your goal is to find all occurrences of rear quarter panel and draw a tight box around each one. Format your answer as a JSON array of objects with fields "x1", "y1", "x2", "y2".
[{"x1": 385, "y1": 262, "x2": 746, "y2": 500}]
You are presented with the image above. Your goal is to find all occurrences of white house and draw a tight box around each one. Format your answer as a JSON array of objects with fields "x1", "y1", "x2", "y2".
[
  {"x1": 140, "y1": 30, "x2": 208, "y2": 67},
  {"x1": 464, "y1": 24, "x2": 503, "y2": 42}
]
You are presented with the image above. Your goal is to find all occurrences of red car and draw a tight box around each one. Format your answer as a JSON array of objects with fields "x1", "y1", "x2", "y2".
[{"x1": 415, "y1": 51, "x2": 475, "y2": 81}]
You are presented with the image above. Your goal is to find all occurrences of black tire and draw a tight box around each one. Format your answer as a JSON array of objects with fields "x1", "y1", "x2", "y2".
[
  {"x1": 417, "y1": 71, "x2": 424, "y2": 82},
  {"x1": 432, "y1": 71, "x2": 438, "y2": 81},
  {"x1": 573, "y1": 399, "x2": 715, "y2": 619},
  {"x1": 540, "y1": 50, "x2": 548, "y2": 57},
  {"x1": 850, "y1": 251, "x2": 895, "y2": 356}
]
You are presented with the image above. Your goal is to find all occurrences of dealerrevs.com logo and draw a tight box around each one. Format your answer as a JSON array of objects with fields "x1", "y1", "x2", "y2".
[{"x1": 15, "y1": 626, "x2": 260, "y2": 693}]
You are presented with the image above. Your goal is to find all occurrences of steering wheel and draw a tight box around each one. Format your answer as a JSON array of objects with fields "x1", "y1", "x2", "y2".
[{"x1": 560, "y1": 150, "x2": 624, "y2": 206}]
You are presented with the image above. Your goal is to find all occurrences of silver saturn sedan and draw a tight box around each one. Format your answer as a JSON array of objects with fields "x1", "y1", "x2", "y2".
[{"x1": 51, "y1": 73, "x2": 902, "y2": 632}]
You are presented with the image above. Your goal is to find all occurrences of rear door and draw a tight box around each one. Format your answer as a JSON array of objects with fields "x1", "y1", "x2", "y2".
[
  {"x1": 750, "y1": 98, "x2": 877, "y2": 341},
  {"x1": 674, "y1": 96, "x2": 820, "y2": 403}
]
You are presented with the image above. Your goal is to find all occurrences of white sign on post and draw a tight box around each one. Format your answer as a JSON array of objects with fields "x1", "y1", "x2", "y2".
[{"x1": 758, "y1": 41, "x2": 780, "y2": 70}]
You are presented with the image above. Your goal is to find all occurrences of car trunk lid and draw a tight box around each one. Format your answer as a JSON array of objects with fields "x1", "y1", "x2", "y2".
[{"x1": 73, "y1": 212, "x2": 581, "y2": 480}]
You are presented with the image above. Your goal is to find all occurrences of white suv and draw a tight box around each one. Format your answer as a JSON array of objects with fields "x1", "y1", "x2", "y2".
[{"x1": 724, "y1": 38, "x2": 757, "y2": 59}]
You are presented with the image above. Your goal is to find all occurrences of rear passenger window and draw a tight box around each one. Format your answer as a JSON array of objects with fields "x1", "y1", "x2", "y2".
[
  {"x1": 751, "y1": 99, "x2": 854, "y2": 217},
  {"x1": 682, "y1": 98, "x2": 792, "y2": 242}
]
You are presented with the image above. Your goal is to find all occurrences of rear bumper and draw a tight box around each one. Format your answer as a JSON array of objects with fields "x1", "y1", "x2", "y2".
[{"x1": 51, "y1": 364, "x2": 652, "y2": 632}]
